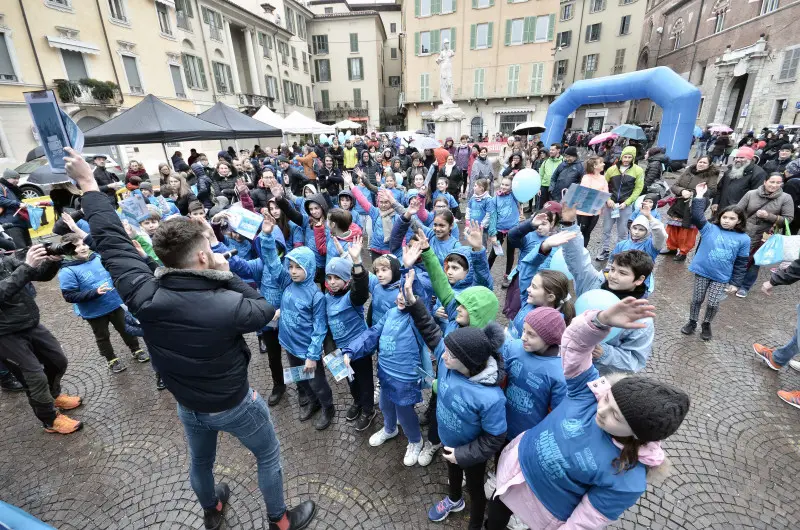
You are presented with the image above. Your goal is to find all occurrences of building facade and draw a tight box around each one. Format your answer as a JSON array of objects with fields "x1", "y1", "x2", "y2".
[
  {"x1": 0, "y1": 0, "x2": 315, "y2": 172},
  {"x1": 306, "y1": 0, "x2": 403, "y2": 131},
  {"x1": 633, "y1": 0, "x2": 800, "y2": 131},
  {"x1": 402, "y1": 0, "x2": 559, "y2": 139},
  {"x1": 552, "y1": 0, "x2": 648, "y2": 132}
]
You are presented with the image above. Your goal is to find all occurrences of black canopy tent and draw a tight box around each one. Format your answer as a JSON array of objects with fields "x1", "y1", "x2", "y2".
[{"x1": 197, "y1": 102, "x2": 282, "y2": 138}]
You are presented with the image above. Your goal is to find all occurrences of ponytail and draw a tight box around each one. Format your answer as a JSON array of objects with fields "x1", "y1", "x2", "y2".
[
  {"x1": 612, "y1": 436, "x2": 645, "y2": 473},
  {"x1": 538, "y1": 270, "x2": 575, "y2": 325}
]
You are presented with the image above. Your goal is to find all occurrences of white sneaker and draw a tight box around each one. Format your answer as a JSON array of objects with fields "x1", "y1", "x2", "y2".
[
  {"x1": 369, "y1": 427, "x2": 398, "y2": 447},
  {"x1": 403, "y1": 440, "x2": 424, "y2": 466},
  {"x1": 789, "y1": 359, "x2": 800, "y2": 373},
  {"x1": 484, "y1": 471, "x2": 497, "y2": 500},
  {"x1": 417, "y1": 441, "x2": 442, "y2": 466}
]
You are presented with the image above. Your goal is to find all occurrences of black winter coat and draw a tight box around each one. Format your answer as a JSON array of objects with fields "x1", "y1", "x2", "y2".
[
  {"x1": 317, "y1": 166, "x2": 343, "y2": 197},
  {"x1": 715, "y1": 163, "x2": 767, "y2": 210},
  {"x1": 549, "y1": 160, "x2": 585, "y2": 200},
  {"x1": 93, "y1": 166, "x2": 119, "y2": 204},
  {"x1": 644, "y1": 153, "x2": 667, "y2": 188},
  {"x1": 81, "y1": 191, "x2": 275, "y2": 413},
  {"x1": 0, "y1": 253, "x2": 60, "y2": 336},
  {"x1": 438, "y1": 166, "x2": 464, "y2": 197}
]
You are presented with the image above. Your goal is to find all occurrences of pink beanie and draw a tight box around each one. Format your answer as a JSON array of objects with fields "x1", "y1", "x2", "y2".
[
  {"x1": 524, "y1": 307, "x2": 566, "y2": 346},
  {"x1": 737, "y1": 146, "x2": 755, "y2": 160}
]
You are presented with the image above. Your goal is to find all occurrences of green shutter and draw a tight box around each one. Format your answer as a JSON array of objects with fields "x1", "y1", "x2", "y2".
[
  {"x1": 470, "y1": 24, "x2": 476, "y2": 49},
  {"x1": 415, "y1": 0, "x2": 420, "y2": 17},
  {"x1": 358, "y1": 58, "x2": 364, "y2": 79},
  {"x1": 548, "y1": 14, "x2": 556, "y2": 41},
  {"x1": 415, "y1": 32, "x2": 420, "y2": 55},
  {"x1": 487, "y1": 22, "x2": 493, "y2": 48},
  {"x1": 348, "y1": 59, "x2": 353, "y2": 81},
  {"x1": 472, "y1": 0, "x2": 477, "y2": 8},
  {"x1": 432, "y1": 0, "x2": 441, "y2": 15},
  {"x1": 453, "y1": 0, "x2": 457, "y2": 13},
  {"x1": 489, "y1": 0, "x2": 495, "y2": 6},
  {"x1": 201, "y1": 7, "x2": 209, "y2": 23},
  {"x1": 431, "y1": 29, "x2": 441, "y2": 53},
  {"x1": 451, "y1": 27, "x2": 456, "y2": 50},
  {"x1": 523, "y1": 17, "x2": 535, "y2": 43},
  {"x1": 350, "y1": 33, "x2": 358, "y2": 52},
  {"x1": 505, "y1": 19, "x2": 512, "y2": 46}
]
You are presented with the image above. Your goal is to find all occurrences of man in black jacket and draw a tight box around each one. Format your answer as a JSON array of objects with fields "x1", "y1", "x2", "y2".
[
  {"x1": 0, "y1": 245, "x2": 83, "y2": 434},
  {"x1": 64, "y1": 148, "x2": 316, "y2": 530},
  {"x1": 712, "y1": 147, "x2": 766, "y2": 212},
  {"x1": 92, "y1": 154, "x2": 122, "y2": 205},
  {"x1": 549, "y1": 146, "x2": 585, "y2": 201}
]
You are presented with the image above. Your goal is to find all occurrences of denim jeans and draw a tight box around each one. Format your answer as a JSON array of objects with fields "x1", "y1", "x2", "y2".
[
  {"x1": 601, "y1": 205, "x2": 632, "y2": 252},
  {"x1": 740, "y1": 264, "x2": 760, "y2": 292},
  {"x1": 177, "y1": 389, "x2": 287, "y2": 520},
  {"x1": 773, "y1": 304, "x2": 800, "y2": 366}
]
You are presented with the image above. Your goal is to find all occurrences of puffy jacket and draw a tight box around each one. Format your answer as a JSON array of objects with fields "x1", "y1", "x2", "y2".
[
  {"x1": 549, "y1": 160, "x2": 585, "y2": 201},
  {"x1": 81, "y1": 191, "x2": 275, "y2": 413},
  {"x1": 764, "y1": 156, "x2": 793, "y2": 176},
  {"x1": 58, "y1": 254, "x2": 124, "y2": 319},
  {"x1": 644, "y1": 152, "x2": 667, "y2": 189},
  {"x1": 736, "y1": 186, "x2": 795, "y2": 244},
  {"x1": 0, "y1": 253, "x2": 60, "y2": 336},
  {"x1": 715, "y1": 162, "x2": 767, "y2": 210},
  {"x1": 468, "y1": 157, "x2": 493, "y2": 197},
  {"x1": 454, "y1": 145, "x2": 472, "y2": 171},
  {"x1": 605, "y1": 147, "x2": 645, "y2": 206}
]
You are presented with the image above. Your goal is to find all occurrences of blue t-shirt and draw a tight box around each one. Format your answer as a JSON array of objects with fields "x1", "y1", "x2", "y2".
[
  {"x1": 502, "y1": 340, "x2": 566, "y2": 438},
  {"x1": 436, "y1": 356, "x2": 507, "y2": 448},
  {"x1": 689, "y1": 223, "x2": 750, "y2": 284},
  {"x1": 518, "y1": 364, "x2": 646, "y2": 522}
]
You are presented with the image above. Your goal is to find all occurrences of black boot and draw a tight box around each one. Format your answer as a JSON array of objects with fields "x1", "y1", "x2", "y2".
[
  {"x1": 268, "y1": 385, "x2": 286, "y2": 406},
  {"x1": 0, "y1": 371, "x2": 23, "y2": 392},
  {"x1": 314, "y1": 405, "x2": 335, "y2": 430},
  {"x1": 268, "y1": 500, "x2": 317, "y2": 530},
  {"x1": 155, "y1": 373, "x2": 166, "y2": 391},
  {"x1": 299, "y1": 401, "x2": 321, "y2": 421},
  {"x1": 701, "y1": 322, "x2": 712, "y2": 341},
  {"x1": 202, "y1": 483, "x2": 230, "y2": 530},
  {"x1": 680, "y1": 320, "x2": 697, "y2": 335}
]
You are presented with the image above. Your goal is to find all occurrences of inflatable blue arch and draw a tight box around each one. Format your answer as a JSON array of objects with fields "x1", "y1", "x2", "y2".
[{"x1": 541, "y1": 66, "x2": 702, "y2": 161}]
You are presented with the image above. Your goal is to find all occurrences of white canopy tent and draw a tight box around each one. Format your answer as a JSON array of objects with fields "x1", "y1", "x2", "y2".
[
  {"x1": 281, "y1": 111, "x2": 335, "y2": 135},
  {"x1": 333, "y1": 119, "x2": 363, "y2": 129},
  {"x1": 252, "y1": 105, "x2": 286, "y2": 130}
]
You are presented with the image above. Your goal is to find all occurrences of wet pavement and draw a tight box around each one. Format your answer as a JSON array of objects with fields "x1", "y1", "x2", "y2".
[{"x1": 2, "y1": 219, "x2": 800, "y2": 529}]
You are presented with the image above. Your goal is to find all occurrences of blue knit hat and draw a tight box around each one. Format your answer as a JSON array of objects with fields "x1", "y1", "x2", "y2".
[{"x1": 325, "y1": 257, "x2": 352, "y2": 282}]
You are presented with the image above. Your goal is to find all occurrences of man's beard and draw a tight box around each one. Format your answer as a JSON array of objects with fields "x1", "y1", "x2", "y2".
[{"x1": 729, "y1": 162, "x2": 749, "y2": 180}]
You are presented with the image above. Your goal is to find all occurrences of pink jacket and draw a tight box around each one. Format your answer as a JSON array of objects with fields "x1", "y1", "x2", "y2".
[{"x1": 577, "y1": 174, "x2": 609, "y2": 216}]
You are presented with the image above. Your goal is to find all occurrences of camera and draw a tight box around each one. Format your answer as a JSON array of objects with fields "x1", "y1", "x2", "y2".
[{"x1": 43, "y1": 241, "x2": 77, "y2": 256}]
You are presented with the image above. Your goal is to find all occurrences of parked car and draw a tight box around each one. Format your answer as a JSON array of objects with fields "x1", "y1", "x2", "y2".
[{"x1": 13, "y1": 154, "x2": 124, "y2": 199}]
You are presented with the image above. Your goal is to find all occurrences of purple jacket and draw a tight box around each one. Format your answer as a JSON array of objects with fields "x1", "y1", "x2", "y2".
[{"x1": 454, "y1": 145, "x2": 472, "y2": 171}]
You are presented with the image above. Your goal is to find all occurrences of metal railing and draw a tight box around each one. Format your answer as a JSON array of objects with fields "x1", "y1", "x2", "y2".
[
  {"x1": 177, "y1": 11, "x2": 191, "y2": 31},
  {"x1": 314, "y1": 100, "x2": 369, "y2": 118},
  {"x1": 238, "y1": 93, "x2": 275, "y2": 109}
]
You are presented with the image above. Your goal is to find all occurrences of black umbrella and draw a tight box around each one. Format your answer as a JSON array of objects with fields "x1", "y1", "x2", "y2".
[
  {"x1": 513, "y1": 122, "x2": 546, "y2": 136},
  {"x1": 25, "y1": 146, "x2": 44, "y2": 162}
]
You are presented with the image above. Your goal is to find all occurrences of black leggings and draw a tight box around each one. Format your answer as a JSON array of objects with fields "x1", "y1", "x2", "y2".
[
  {"x1": 426, "y1": 393, "x2": 440, "y2": 445},
  {"x1": 488, "y1": 232, "x2": 515, "y2": 275},
  {"x1": 577, "y1": 215, "x2": 600, "y2": 248},
  {"x1": 448, "y1": 460, "x2": 488, "y2": 530},
  {"x1": 260, "y1": 328, "x2": 284, "y2": 391},
  {"x1": 485, "y1": 497, "x2": 514, "y2": 530}
]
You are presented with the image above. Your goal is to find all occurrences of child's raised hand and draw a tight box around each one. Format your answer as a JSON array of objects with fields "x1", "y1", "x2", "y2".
[
  {"x1": 531, "y1": 212, "x2": 548, "y2": 227},
  {"x1": 261, "y1": 212, "x2": 276, "y2": 234},
  {"x1": 596, "y1": 297, "x2": 656, "y2": 329},
  {"x1": 541, "y1": 230, "x2": 577, "y2": 252},
  {"x1": 403, "y1": 268, "x2": 416, "y2": 304},
  {"x1": 407, "y1": 196, "x2": 420, "y2": 215},
  {"x1": 342, "y1": 171, "x2": 354, "y2": 187},
  {"x1": 640, "y1": 202, "x2": 652, "y2": 218},
  {"x1": 695, "y1": 182, "x2": 708, "y2": 198},
  {"x1": 415, "y1": 228, "x2": 431, "y2": 250},
  {"x1": 465, "y1": 220, "x2": 484, "y2": 250},
  {"x1": 402, "y1": 240, "x2": 423, "y2": 268},
  {"x1": 348, "y1": 235, "x2": 363, "y2": 262},
  {"x1": 122, "y1": 219, "x2": 136, "y2": 238}
]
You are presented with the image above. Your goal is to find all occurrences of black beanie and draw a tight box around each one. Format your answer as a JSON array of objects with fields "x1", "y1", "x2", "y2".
[
  {"x1": 565, "y1": 146, "x2": 579, "y2": 157},
  {"x1": 611, "y1": 377, "x2": 690, "y2": 443},
  {"x1": 781, "y1": 143, "x2": 793, "y2": 152},
  {"x1": 444, "y1": 322, "x2": 505, "y2": 375}
]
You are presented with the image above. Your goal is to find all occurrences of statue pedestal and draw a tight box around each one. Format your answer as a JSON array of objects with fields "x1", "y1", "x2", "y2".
[{"x1": 432, "y1": 104, "x2": 465, "y2": 142}]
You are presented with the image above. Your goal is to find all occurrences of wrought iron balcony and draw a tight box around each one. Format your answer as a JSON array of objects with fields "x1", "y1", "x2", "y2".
[
  {"x1": 238, "y1": 93, "x2": 276, "y2": 110},
  {"x1": 314, "y1": 100, "x2": 369, "y2": 120}
]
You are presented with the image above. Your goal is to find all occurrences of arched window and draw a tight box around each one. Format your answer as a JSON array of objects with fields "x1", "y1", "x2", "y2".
[
  {"x1": 671, "y1": 18, "x2": 684, "y2": 50},
  {"x1": 470, "y1": 116, "x2": 484, "y2": 140}
]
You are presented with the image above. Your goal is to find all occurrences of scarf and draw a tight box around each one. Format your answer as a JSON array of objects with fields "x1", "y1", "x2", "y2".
[
  {"x1": 757, "y1": 185, "x2": 782, "y2": 200},
  {"x1": 472, "y1": 190, "x2": 490, "y2": 202},
  {"x1": 445, "y1": 164, "x2": 454, "y2": 177},
  {"x1": 600, "y1": 280, "x2": 648, "y2": 300},
  {"x1": 380, "y1": 208, "x2": 394, "y2": 243}
]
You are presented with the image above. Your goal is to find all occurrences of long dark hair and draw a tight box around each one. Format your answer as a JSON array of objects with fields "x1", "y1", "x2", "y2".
[
  {"x1": 713, "y1": 205, "x2": 747, "y2": 232},
  {"x1": 612, "y1": 436, "x2": 645, "y2": 473},
  {"x1": 267, "y1": 198, "x2": 291, "y2": 241}
]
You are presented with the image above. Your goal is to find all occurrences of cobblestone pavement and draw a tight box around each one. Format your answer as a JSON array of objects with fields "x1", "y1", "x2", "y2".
[{"x1": 2, "y1": 218, "x2": 800, "y2": 529}]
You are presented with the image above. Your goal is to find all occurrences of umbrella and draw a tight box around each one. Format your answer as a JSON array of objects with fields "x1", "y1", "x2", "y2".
[
  {"x1": 26, "y1": 146, "x2": 45, "y2": 162},
  {"x1": 611, "y1": 124, "x2": 647, "y2": 141},
  {"x1": 588, "y1": 132, "x2": 619, "y2": 146},
  {"x1": 710, "y1": 125, "x2": 732, "y2": 133},
  {"x1": 693, "y1": 125, "x2": 703, "y2": 138},
  {"x1": 513, "y1": 121, "x2": 546, "y2": 136},
  {"x1": 333, "y1": 119, "x2": 362, "y2": 129},
  {"x1": 411, "y1": 137, "x2": 440, "y2": 150},
  {"x1": 27, "y1": 163, "x2": 73, "y2": 186},
  {"x1": 198, "y1": 102, "x2": 282, "y2": 138}
]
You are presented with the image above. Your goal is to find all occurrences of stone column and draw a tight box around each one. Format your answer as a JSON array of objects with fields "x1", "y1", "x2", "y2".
[
  {"x1": 244, "y1": 29, "x2": 262, "y2": 95},
  {"x1": 224, "y1": 19, "x2": 242, "y2": 94}
]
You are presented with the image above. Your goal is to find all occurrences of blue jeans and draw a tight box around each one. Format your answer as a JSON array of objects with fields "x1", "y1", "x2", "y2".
[
  {"x1": 177, "y1": 389, "x2": 287, "y2": 520},
  {"x1": 379, "y1": 385, "x2": 422, "y2": 443},
  {"x1": 740, "y1": 264, "x2": 760, "y2": 292},
  {"x1": 773, "y1": 304, "x2": 800, "y2": 366},
  {"x1": 601, "y1": 205, "x2": 632, "y2": 252}
]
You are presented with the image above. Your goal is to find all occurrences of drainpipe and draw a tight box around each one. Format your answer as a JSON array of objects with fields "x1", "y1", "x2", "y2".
[
  {"x1": 18, "y1": 0, "x2": 47, "y2": 89},
  {"x1": 272, "y1": 30, "x2": 288, "y2": 116},
  {"x1": 194, "y1": 0, "x2": 218, "y2": 101},
  {"x1": 94, "y1": 0, "x2": 124, "y2": 105},
  {"x1": 570, "y1": 1, "x2": 587, "y2": 85}
]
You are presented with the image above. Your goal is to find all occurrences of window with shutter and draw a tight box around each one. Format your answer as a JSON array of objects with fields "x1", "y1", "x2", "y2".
[
  {"x1": 420, "y1": 31, "x2": 432, "y2": 54},
  {"x1": 507, "y1": 64, "x2": 520, "y2": 96},
  {"x1": 432, "y1": 0, "x2": 442, "y2": 14},
  {"x1": 420, "y1": 0, "x2": 432, "y2": 16},
  {"x1": 353, "y1": 88, "x2": 362, "y2": 107},
  {"x1": 348, "y1": 57, "x2": 363, "y2": 80},
  {"x1": 779, "y1": 48, "x2": 800, "y2": 81},
  {"x1": 442, "y1": 0, "x2": 455, "y2": 13},
  {"x1": 530, "y1": 62, "x2": 543, "y2": 94},
  {"x1": 0, "y1": 34, "x2": 17, "y2": 82},
  {"x1": 315, "y1": 59, "x2": 331, "y2": 82},
  {"x1": 619, "y1": 15, "x2": 631, "y2": 35},
  {"x1": 306, "y1": 86, "x2": 311, "y2": 107},
  {"x1": 122, "y1": 55, "x2": 143, "y2": 94},
  {"x1": 534, "y1": 15, "x2": 550, "y2": 42},
  {"x1": 474, "y1": 67, "x2": 484, "y2": 97},
  {"x1": 321, "y1": 89, "x2": 330, "y2": 109},
  {"x1": 170, "y1": 64, "x2": 186, "y2": 98},
  {"x1": 431, "y1": 29, "x2": 441, "y2": 53},
  {"x1": 420, "y1": 73, "x2": 430, "y2": 100},
  {"x1": 350, "y1": 33, "x2": 359, "y2": 52},
  {"x1": 585, "y1": 23, "x2": 601, "y2": 42}
]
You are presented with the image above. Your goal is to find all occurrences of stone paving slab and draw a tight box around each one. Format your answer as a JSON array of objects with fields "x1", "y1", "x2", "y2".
[{"x1": 2, "y1": 226, "x2": 800, "y2": 529}]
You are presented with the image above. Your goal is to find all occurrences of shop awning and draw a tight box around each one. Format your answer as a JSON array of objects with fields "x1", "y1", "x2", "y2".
[
  {"x1": 494, "y1": 107, "x2": 535, "y2": 114},
  {"x1": 46, "y1": 36, "x2": 101, "y2": 55}
]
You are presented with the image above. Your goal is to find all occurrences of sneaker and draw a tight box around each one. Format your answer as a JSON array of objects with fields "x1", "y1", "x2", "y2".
[
  {"x1": 354, "y1": 409, "x2": 376, "y2": 432},
  {"x1": 0, "y1": 371, "x2": 24, "y2": 392},
  {"x1": 268, "y1": 500, "x2": 317, "y2": 530},
  {"x1": 680, "y1": 320, "x2": 697, "y2": 335},
  {"x1": 753, "y1": 343, "x2": 781, "y2": 371},
  {"x1": 369, "y1": 427, "x2": 398, "y2": 447},
  {"x1": 660, "y1": 248, "x2": 677, "y2": 255},
  {"x1": 483, "y1": 471, "x2": 497, "y2": 500},
  {"x1": 673, "y1": 253, "x2": 687, "y2": 262},
  {"x1": 700, "y1": 322, "x2": 712, "y2": 341},
  {"x1": 202, "y1": 483, "x2": 230, "y2": 530},
  {"x1": 427, "y1": 496, "x2": 465, "y2": 522},
  {"x1": 131, "y1": 349, "x2": 150, "y2": 363},
  {"x1": 54, "y1": 394, "x2": 82, "y2": 410},
  {"x1": 108, "y1": 358, "x2": 127, "y2": 374},
  {"x1": 789, "y1": 359, "x2": 800, "y2": 373},
  {"x1": 417, "y1": 441, "x2": 442, "y2": 467},
  {"x1": 155, "y1": 374, "x2": 166, "y2": 391},
  {"x1": 595, "y1": 250, "x2": 609, "y2": 262},
  {"x1": 44, "y1": 413, "x2": 83, "y2": 434},
  {"x1": 501, "y1": 277, "x2": 510, "y2": 289},
  {"x1": 736, "y1": 288, "x2": 748, "y2": 298},
  {"x1": 268, "y1": 386, "x2": 286, "y2": 406},
  {"x1": 403, "y1": 440, "x2": 424, "y2": 466},
  {"x1": 778, "y1": 390, "x2": 800, "y2": 410},
  {"x1": 345, "y1": 403, "x2": 362, "y2": 422}
]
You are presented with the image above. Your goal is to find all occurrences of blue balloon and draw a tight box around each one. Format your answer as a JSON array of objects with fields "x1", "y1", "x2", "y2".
[
  {"x1": 511, "y1": 168, "x2": 541, "y2": 203},
  {"x1": 545, "y1": 248, "x2": 573, "y2": 280},
  {"x1": 574, "y1": 289, "x2": 621, "y2": 343}
]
